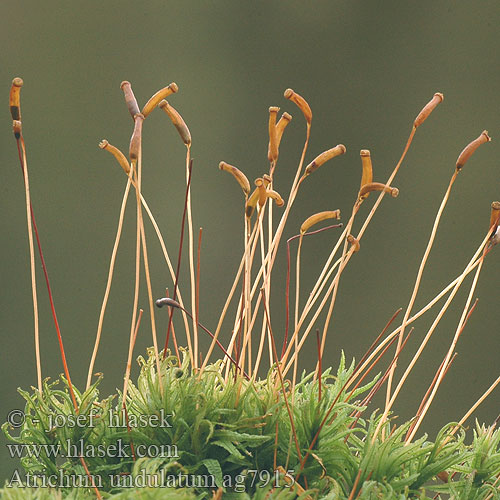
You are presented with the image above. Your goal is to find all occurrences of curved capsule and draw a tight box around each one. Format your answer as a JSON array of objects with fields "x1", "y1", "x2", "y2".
[
  {"x1": 359, "y1": 150, "x2": 374, "y2": 198},
  {"x1": 358, "y1": 182, "x2": 399, "y2": 200},
  {"x1": 305, "y1": 145, "x2": 346, "y2": 176},
  {"x1": 120, "y1": 81, "x2": 140, "y2": 119},
  {"x1": 159, "y1": 99, "x2": 191, "y2": 145},
  {"x1": 284, "y1": 88, "x2": 312, "y2": 124},
  {"x1": 300, "y1": 210, "x2": 341, "y2": 234},
  {"x1": 142, "y1": 83, "x2": 178, "y2": 117},
  {"x1": 266, "y1": 189, "x2": 284, "y2": 207},
  {"x1": 268, "y1": 106, "x2": 280, "y2": 162},
  {"x1": 219, "y1": 161, "x2": 250, "y2": 196},
  {"x1": 99, "y1": 140, "x2": 131, "y2": 174},
  {"x1": 276, "y1": 112, "x2": 292, "y2": 146},
  {"x1": 414, "y1": 92, "x2": 444, "y2": 128},
  {"x1": 9, "y1": 77, "x2": 23, "y2": 121},
  {"x1": 456, "y1": 130, "x2": 491, "y2": 171}
]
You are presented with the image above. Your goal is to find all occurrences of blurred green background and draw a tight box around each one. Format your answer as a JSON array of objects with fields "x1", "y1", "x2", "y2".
[{"x1": 1, "y1": 0, "x2": 498, "y2": 481}]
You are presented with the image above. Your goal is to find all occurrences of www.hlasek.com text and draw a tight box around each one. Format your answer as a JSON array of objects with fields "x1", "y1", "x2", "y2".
[{"x1": 7, "y1": 439, "x2": 178, "y2": 460}]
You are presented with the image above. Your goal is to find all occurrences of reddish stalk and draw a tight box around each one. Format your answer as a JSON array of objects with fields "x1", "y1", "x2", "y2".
[
  {"x1": 157, "y1": 299, "x2": 248, "y2": 379},
  {"x1": 163, "y1": 159, "x2": 194, "y2": 358},
  {"x1": 16, "y1": 137, "x2": 78, "y2": 412},
  {"x1": 346, "y1": 331, "x2": 414, "y2": 438},
  {"x1": 344, "y1": 328, "x2": 412, "y2": 407},
  {"x1": 78, "y1": 456, "x2": 102, "y2": 500},
  {"x1": 347, "y1": 308, "x2": 402, "y2": 385}
]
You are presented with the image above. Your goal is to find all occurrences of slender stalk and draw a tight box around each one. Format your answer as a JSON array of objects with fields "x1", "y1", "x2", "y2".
[
  {"x1": 19, "y1": 137, "x2": 77, "y2": 411},
  {"x1": 87, "y1": 173, "x2": 132, "y2": 389},
  {"x1": 345, "y1": 256, "x2": 483, "y2": 391},
  {"x1": 122, "y1": 308, "x2": 143, "y2": 408},
  {"x1": 163, "y1": 159, "x2": 194, "y2": 365},
  {"x1": 405, "y1": 251, "x2": 486, "y2": 442},
  {"x1": 386, "y1": 170, "x2": 459, "y2": 410},
  {"x1": 135, "y1": 149, "x2": 163, "y2": 392},
  {"x1": 195, "y1": 226, "x2": 202, "y2": 370},
  {"x1": 406, "y1": 353, "x2": 457, "y2": 441},
  {"x1": 261, "y1": 289, "x2": 302, "y2": 461},
  {"x1": 291, "y1": 234, "x2": 304, "y2": 396},
  {"x1": 222, "y1": 208, "x2": 266, "y2": 374},
  {"x1": 282, "y1": 251, "x2": 352, "y2": 377},
  {"x1": 283, "y1": 225, "x2": 342, "y2": 358},
  {"x1": 446, "y1": 374, "x2": 500, "y2": 445},
  {"x1": 139, "y1": 193, "x2": 192, "y2": 353},
  {"x1": 201, "y1": 212, "x2": 259, "y2": 377},
  {"x1": 129, "y1": 161, "x2": 142, "y2": 392},
  {"x1": 184, "y1": 146, "x2": 199, "y2": 369},
  {"x1": 371, "y1": 229, "x2": 493, "y2": 443},
  {"x1": 16, "y1": 138, "x2": 41, "y2": 393}
]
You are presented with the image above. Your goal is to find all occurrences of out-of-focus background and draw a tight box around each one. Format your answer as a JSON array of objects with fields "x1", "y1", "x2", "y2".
[{"x1": 1, "y1": 0, "x2": 498, "y2": 481}]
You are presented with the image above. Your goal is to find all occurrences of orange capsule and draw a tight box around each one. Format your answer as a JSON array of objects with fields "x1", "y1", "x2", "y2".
[
  {"x1": 358, "y1": 182, "x2": 399, "y2": 199},
  {"x1": 99, "y1": 140, "x2": 131, "y2": 174},
  {"x1": 159, "y1": 99, "x2": 191, "y2": 145},
  {"x1": 300, "y1": 210, "x2": 341, "y2": 234},
  {"x1": 414, "y1": 92, "x2": 444, "y2": 128},
  {"x1": 142, "y1": 83, "x2": 178, "y2": 117},
  {"x1": 268, "y1": 106, "x2": 280, "y2": 162},
  {"x1": 219, "y1": 161, "x2": 250, "y2": 196},
  {"x1": 9, "y1": 77, "x2": 23, "y2": 121},
  {"x1": 266, "y1": 189, "x2": 284, "y2": 207},
  {"x1": 276, "y1": 112, "x2": 292, "y2": 146},
  {"x1": 456, "y1": 130, "x2": 491, "y2": 171},
  {"x1": 304, "y1": 145, "x2": 346, "y2": 176},
  {"x1": 359, "y1": 150, "x2": 374, "y2": 199},
  {"x1": 284, "y1": 88, "x2": 312, "y2": 124}
]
